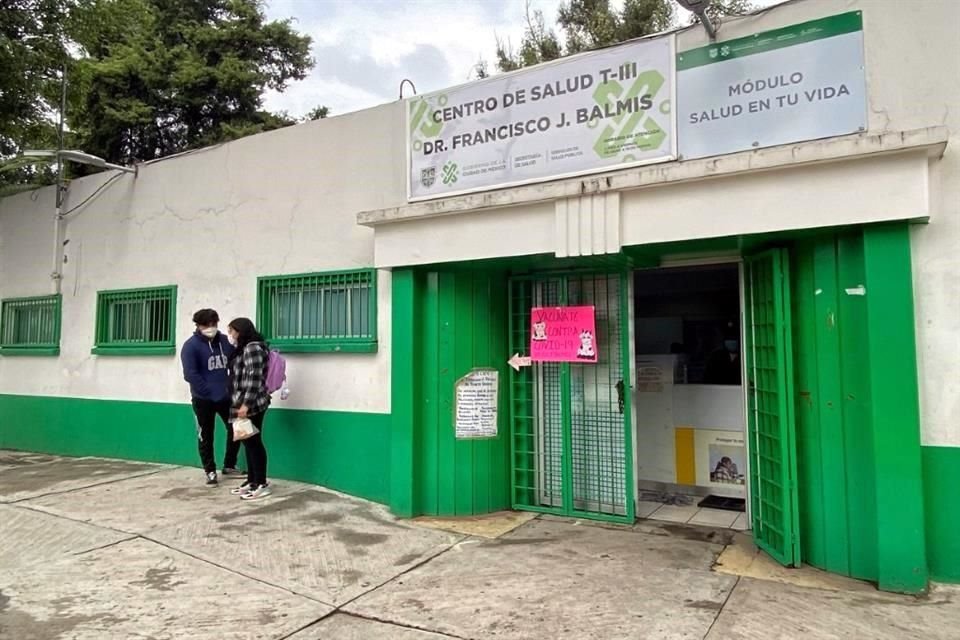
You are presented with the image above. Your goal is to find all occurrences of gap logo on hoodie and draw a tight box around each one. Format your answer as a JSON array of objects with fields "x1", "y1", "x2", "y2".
[
  {"x1": 208, "y1": 353, "x2": 228, "y2": 371},
  {"x1": 181, "y1": 331, "x2": 235, "y2": 402}
]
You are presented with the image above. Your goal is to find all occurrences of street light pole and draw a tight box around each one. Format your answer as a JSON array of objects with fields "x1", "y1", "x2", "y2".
[
  {"x1": 52, "y1": 66, "x2": 68, "y2": 294},
  {"x1": 22, "y1": 70, "x2": 137, "y2": 294}
]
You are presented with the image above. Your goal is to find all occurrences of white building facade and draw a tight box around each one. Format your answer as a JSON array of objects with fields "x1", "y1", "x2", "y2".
[{"x1": 1, "y1": 0, "x2": 957, "y2": 593}]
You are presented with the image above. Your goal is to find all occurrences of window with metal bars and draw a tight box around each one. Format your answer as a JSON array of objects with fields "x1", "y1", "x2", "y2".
[
  {"x1": 93, "y1": 286, "x2": 177, "y2": 355},
  {"x1": 0, "y1": 295, "x2": 62, "y2": 356},
  {"x1": 257, "y1": 270, "x2": 377, "y2": 353}
]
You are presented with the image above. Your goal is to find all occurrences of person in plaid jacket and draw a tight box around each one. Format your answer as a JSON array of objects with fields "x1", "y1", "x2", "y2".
[{"x1": 226, "y1": 317, "x2": 272, "y2": 501}]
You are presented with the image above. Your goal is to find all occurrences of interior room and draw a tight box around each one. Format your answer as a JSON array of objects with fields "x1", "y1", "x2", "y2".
[{"x1": 631, "y1": 263, "x2": 750, "y2": 530}]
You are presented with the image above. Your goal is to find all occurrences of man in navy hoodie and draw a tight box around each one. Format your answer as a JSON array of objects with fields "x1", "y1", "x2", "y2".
[{"x1": 181, "y1": 308, "x2": 241, "y2": 485}]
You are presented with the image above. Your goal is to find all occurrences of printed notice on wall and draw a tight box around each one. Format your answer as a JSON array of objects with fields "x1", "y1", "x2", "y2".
[
  {"x1": 455, "y1": 369, "x2": 499, "y2": 439},
  {"x1": 637, "y1": 365, "x2": 665, "y2": 393},
  {"x1": 695, "y1": 430, "x2": 746, "y2": 498},
  {"x1": 677, "y1": 11, "x2": 866, "y2": 160},
  {"x1": 530, "y1": 306, "x2": 598, "y2": 363},
  {"x1": 407, "y1": 36, "x2": 675, "y2": 200}
]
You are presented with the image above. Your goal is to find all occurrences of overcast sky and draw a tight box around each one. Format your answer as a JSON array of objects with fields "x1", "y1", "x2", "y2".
[{"x1": 262, "y1": 0, "x2": 777, "y2": 118}]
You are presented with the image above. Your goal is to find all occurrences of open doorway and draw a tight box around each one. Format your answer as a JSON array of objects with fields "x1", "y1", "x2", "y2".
[{"x1": 631, "y1": 263, "x2": 749, "y2": 530}]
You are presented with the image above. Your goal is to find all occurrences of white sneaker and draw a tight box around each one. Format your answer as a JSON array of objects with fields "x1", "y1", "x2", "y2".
[
  {"x1": 230, "y1": 481, "x2": 255, "y2": 496},
  {"x1": 241, "y1": 484, "x2": 273, "y2": 501},
  {"x1": 205, "y1": 471, "x2": 218, "y2": 486}
]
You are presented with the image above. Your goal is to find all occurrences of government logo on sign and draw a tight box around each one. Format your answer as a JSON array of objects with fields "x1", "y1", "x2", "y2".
[
  {"x1": 441, "y1": 161, "x2": 458, "y2": 185},
  {"x1": 420, "y1": 167, "x2": 436, "y2": 188}
]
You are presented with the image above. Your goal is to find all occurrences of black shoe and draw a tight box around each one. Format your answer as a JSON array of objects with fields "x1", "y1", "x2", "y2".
[{"x1": 205, "y1": 471, "x2": 218, "y2": 486}]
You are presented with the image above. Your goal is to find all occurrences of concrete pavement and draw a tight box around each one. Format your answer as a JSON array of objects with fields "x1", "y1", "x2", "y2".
[{"x1": 0, "y1": 451, "x2": 957, "y2": 640}]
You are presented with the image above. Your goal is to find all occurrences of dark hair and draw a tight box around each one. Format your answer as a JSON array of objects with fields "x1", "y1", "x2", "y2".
[
  {"x1": 227, "y1": 317, "x2": 265, "y2": 356},
  {"x1": 724, "y1": 321, "x2": 739, "y2": 340},
  {"x1": 192, "y1": 308, "x2": 219, "y2": 326}
]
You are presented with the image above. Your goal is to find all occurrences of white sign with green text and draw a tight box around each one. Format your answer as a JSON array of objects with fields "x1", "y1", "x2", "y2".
[
  {"x1": 677, "y1": 11, "x2": 867, "y2": 160},
  {"x1": 407, "y1": 37, "x2": 675, "y2": 200}
]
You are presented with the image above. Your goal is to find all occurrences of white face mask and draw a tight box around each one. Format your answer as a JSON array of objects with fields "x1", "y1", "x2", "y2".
[
  {"x1": 201, "y1": 327, "x2": 218, "y2": 339},
  {"x1": 228, "y1": 334, "x2": 238, "y2": 346}
]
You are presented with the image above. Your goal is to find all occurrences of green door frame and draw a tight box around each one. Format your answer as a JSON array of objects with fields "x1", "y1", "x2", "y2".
[
  {"x1": 390, "y1": 268, "x2": 419, "y2": 518},
  {"x1": 507, "y1": 268, "x2": 635, "y2": 525}
]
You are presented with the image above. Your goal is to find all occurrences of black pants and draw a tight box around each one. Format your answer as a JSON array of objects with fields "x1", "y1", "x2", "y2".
[
  {"x1": 193, "y1": 398, "x2": 241, "y2": 473},
  {"x1": 243, "y1": 411, "x2": 268, "y2": 486}
]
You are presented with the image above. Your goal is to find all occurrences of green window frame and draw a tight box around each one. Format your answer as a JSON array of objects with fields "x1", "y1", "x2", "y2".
[
  {"x1": 0, "y1": 294, "x2": 62, "y2": 356},
  {"x1": 93, "y1": 285, "x2": 177, "y2": 356},
  {"x1": 257, "y1": 269, "x2": 377, "y2": 353}
]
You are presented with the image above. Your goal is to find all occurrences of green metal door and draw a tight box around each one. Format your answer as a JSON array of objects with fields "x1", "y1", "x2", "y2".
[
  {"x1": 744, "y1": 249, "x2": 801, "y2": 566},
  {"x1": 508, "y1": 272, "x2": 634, "y2": 524}
]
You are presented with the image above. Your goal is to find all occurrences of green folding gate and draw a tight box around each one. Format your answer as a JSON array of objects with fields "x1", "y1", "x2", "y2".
[
  {"x1": 508, "y1": 271, "x2": 634, "y2": 524},
  {"x1": 745, "y1": 249, "x2": 801, "y2": 566}
]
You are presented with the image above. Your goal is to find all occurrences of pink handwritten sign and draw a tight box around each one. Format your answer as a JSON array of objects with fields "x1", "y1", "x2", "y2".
[{"x1": 530, "y1": 305, "x2": 598, "y2": 363}]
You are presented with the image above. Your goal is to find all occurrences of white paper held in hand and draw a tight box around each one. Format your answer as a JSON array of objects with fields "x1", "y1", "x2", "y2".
[{"x1": 232, "y1": 418, "x2": 259, "y2": 441}]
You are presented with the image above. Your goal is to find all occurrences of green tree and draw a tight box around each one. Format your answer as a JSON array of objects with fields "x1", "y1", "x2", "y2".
[
  {"x1": 558, "y1": 0, "x2": 674, "y2": 55},
  {"x1": 698, "y1": 0, "x2": 754, "y2": 26},
  {"x1": 495, "y1": 2, "x2": 562, "y2": 72},
  {"x1": 493, "y1": 0, "x2": 753, "y2": 73},
  {"x1": 303, "y1": 105, "x2": 330, "y2": 121},
  {"x1": 0, "y1": 0, "x2": 78, "y2": 194},
  {"x1": 68, "y1": 0, "x2": 314, "y2": 164},
  {"x1": 0, "y1": 0, "x2": 316, "y2": 190}
]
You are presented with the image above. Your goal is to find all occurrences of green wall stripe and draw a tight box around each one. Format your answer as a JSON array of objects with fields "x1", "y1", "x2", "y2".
[
  {"x1": 677, "y1": 11, "x2": 863, "y2": 70},
  {"x1": 0, "y1": 394, "x2": 390, "y2": 504},
  {"x1": 923, "y1": 446, "x2": 960, "y2": 583}
]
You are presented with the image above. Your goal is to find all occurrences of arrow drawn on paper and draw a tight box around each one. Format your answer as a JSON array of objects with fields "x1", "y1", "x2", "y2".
[{"x1": 508, "y1": 353, "x2": 532, "y2": 372}]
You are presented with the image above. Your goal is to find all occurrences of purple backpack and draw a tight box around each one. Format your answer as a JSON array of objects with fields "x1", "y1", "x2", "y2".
[{"x1": 265, "y1": 349, "x2": 287, "y2": 394}]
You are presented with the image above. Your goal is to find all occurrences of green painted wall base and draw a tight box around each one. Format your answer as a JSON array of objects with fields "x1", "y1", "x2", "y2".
[
  {"x1": 0, "y1": 394, "x2": 391, "y2": 505},
  {"x1": 923, "y1": 446, "x2": 960, "y2": 583}
]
